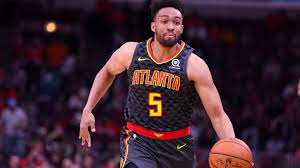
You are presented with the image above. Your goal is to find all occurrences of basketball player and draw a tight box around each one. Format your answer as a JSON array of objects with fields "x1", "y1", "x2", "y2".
[{"x1": 79, "y1": 0, "x2": 236, "y2": 167}]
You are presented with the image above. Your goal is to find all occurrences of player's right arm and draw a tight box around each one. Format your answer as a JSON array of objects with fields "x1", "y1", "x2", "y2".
[{"x1": 79, "y1": 42, "x2": 138, "y2": 147}]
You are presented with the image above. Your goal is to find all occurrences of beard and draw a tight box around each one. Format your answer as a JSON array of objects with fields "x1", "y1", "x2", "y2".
[{"x1": 156, "y1": 32, "x2": 181, "y2": 48}]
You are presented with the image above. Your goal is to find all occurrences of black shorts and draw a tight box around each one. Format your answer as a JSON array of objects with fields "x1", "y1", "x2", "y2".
[{"x1": 120, "y1": 128, "x2": 196, "y2": 168}]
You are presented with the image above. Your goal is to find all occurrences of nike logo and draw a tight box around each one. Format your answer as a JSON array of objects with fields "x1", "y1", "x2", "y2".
[
  {"x1": 177, "y1": 144, "x2": 187, "y2": 150},
  {"x1": 138, "y1": 57, "x2": 150, "y2": 61}
]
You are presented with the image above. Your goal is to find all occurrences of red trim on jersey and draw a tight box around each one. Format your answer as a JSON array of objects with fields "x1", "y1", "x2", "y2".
[
  {"x1": 147, "y1": 37, "x2": 185, "y2": 64},
  {"x1": 127, "y1": 122, "x2": 190, "y2": 140}
]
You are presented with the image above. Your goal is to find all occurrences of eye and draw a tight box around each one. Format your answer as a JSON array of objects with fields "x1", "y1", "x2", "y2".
[
  {"x1": 162, "y1": 20, "x2": 167, "y2": 24},
  {"x1": 175, "y1": 21, "x2": 180, "y2": 25}
]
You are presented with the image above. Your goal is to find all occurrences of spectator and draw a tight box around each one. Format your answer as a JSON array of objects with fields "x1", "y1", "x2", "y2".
[
  {"x1": 265, "y1": 129, "x2": 285, "y2": 153},
  {"x1": 82, "y1": 155, "x2": 95, "y2": 168},
  {"x1": 262, "y1": 56, "x2": 282, "y2": 82},
  {"x1": 101, "y1": 156, "x2": 118, "y2": 168},
  {"x1": 8, "y1": 155, "x2": 20, "y2": 168},
  {"x1": 0, "y1": 98, "x2": 28, "y2": 157},
  {"x1": 20, "y1": 139, "x2": 46, "y2": 168},
  {"x1": 61, "y1": 54, "x2": 77, "y2": 76},
  {"x1": 61, "y1": 158, "x2": 73, "y2": 168}
]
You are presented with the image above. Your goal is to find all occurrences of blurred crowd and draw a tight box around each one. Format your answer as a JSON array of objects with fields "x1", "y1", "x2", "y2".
[{"x1": 0, "y1": 0, "x2": 300, "y2": 168}]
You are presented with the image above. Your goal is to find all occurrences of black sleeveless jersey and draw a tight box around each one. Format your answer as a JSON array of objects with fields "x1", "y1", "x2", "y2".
[{"x1": 124, "y1": 37, "x2": 198, "y2": 132}]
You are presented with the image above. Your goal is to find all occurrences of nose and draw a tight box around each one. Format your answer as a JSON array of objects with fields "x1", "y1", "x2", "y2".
[{"x1": 167, "y1": 22, "x2": 175, "y2": 31}]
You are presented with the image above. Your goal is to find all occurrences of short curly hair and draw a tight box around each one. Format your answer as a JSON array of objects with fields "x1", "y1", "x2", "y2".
[{"x1": 150, "y1": 0, "x2": 184, "y2": 21}]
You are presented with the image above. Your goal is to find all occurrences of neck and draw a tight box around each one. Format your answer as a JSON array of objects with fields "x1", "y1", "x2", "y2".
[{"x1": 151, "y1": 38, "x2": 179, "y2": 62}]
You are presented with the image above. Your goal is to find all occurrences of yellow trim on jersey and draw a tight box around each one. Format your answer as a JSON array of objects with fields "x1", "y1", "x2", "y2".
[
  {"x1": 120, "y1": 158, "x2": 123, "y2": 168},
  {"x1": 146, "y1": 37, "x2": 185, "y2": 65},
  {"x1": 121, "y1": 130, "x2": 131, "y2": 168}
]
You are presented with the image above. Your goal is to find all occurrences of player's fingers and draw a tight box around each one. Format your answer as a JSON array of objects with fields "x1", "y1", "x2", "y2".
[
  {"x1": 88, "y1": 135, "x2": 92, "y2": 147},
  {"x1": 251, "y1": 162, "x2": 254, "y2": 167},
  {"x1": 81, "y1": 133, "x2": 88, "y2": 146},
  {"x1": 78, "y1": 129, "x2": 82, "y2": 139},
  {"x1": 81, "y1": 137, "x2": 85, "y2": 146},
  {"x1": 79, "y1": 126, "x2": 88, "y2": 139},
  {"x1": 90, "y1": 122, "x2": 96, "y2": 132}
]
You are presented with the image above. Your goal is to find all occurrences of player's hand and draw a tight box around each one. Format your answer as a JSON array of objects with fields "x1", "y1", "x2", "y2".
[{"x1": 79, "y1": 110, "x2": 96, "y2": 147}]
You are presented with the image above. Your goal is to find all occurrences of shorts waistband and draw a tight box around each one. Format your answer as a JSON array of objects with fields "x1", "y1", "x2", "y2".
[{"x1": 126, "y1": 122, "x2": 190, "y2": 140}]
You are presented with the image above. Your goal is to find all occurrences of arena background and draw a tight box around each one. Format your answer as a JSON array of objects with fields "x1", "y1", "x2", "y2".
[{"x1": 0, "y1": 0, "x2": 300, "y2": 167}]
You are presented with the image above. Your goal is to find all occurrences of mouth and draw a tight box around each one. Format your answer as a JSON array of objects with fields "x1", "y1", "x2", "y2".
[{"x1": 164, "y1": 33, "x2": 175, "y2": 38}]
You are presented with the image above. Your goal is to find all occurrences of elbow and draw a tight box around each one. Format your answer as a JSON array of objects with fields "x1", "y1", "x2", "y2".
[
  {"x1": 209, "y1": 107, "x2": 226, "y2": 123},
  {"x1": 98, "y1": 67, "x2": 116, "y2": 79}
]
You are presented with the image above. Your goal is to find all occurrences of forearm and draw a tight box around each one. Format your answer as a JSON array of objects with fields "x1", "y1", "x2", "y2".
[
  {"x1": 83, "y1": 68, "x2": 115, "y2": 112},
  {"x1": 210, "y1": 112, "x2": 235, "y2": 139}
]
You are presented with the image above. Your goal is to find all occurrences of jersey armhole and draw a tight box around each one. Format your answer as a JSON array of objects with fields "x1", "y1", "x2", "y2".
[
  {"x1": 183, "y1": 49, "x2": 196, "y2": 83},
  {"x1": 127, "y1": 42, "x2": 141, "y2": 75}
]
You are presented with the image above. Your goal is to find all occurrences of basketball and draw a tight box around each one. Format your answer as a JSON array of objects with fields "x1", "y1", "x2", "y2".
[{"x1": 209, "y1": 138, "x2": 253, "y2": 168}]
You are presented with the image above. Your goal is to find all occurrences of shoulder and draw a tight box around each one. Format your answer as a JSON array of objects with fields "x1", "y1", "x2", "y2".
[
  {"x1": 187, "y1": 53, "x2": 210, "y2": 81},
  {"x1": 118, "y1": 42, "x2": 139, "y2": 54},
  {"x1": 188, "y1": 53, "x2": 205, "y2": 64},
  {"x1": 122, "y1": 41, "x2": 139, "y2": 48},
  {"x1": 106, "y1": 42, "x2": 139, "y2": 72},
  {"x1": 111, "y1": 42, "x2": 138, "y2": 63},
  {"x1": 187, "y1": 53, "x2": 208, "y2": 72},
  {"x1": 114, "y1": 42, "x2": 138, "y2": 60}
]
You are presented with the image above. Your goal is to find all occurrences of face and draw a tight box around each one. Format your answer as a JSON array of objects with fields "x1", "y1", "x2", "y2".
[
  {"x1": 62, "y1": 158, "x2": 73, "y2": 168},
  {"x1": 151, "y1": 7, "x2": 184, "y2": 47},
  {"x1": 9, "y1": 155, "x2": 20, "y2": 168},
  {"x1": 83, "y1": 155, "x2": 94, "y2": 167}
]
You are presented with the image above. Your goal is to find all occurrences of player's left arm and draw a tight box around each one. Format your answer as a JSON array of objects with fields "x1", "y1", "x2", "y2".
[{"x1": 187, "y1": 53, "x2": 235, "y2": 139}]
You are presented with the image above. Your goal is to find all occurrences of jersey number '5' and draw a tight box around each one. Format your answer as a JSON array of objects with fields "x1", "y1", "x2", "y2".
[{"x1": 148, "y1": 92, "x2": 162, "y2": 117}]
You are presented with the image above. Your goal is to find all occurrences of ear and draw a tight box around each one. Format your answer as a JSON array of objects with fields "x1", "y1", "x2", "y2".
[
  {"x1": 151, "y1": 22, "x2": 155, "y2": 33},
  {"x1": 181, "y1": 25, "x2": 184, "y2": 34}
]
